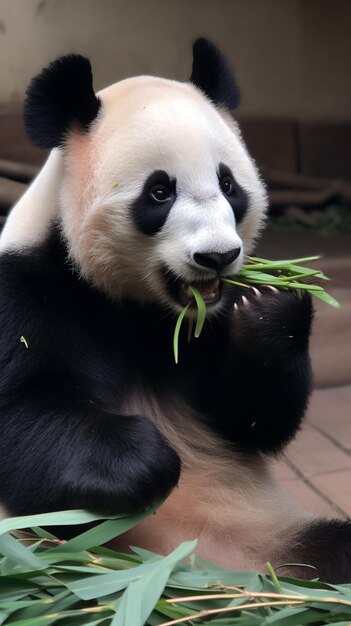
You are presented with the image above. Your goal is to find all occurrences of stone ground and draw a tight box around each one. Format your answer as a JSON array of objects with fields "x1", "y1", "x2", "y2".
[{"x1": 257, "y1": 229, "x2": 351, "y2": 520}]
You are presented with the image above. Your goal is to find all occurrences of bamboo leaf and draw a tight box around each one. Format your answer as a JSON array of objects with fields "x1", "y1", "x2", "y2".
[
  {"x1": 0, "y1": 510, "x2": 126, "y2": 538},
  {"x1": 62, "y1": 559, "x2": 162, "y2": 600},
  {"x1": 30, "y1": 528, "x2": 57, "y2": 541},
  {"x1": 279, "y1": 282, "x2": 324, "y2": 291},
  {"x1": 0, "y1": 534, "x2": 43, "y2": 571},
  {"x1": 65, "y1": 540, "x2": 197, "y2": 602},
  {"x1": 0, "y1": 581, "x2": 39, "y2": 601},
  {"x1": 2, "y1": 616, "x2": 58, "y2": 626},
  {"x1": 220, "y1": 277, "x2": 251, "y2": 288},
  {"x1": 312, "y1": 289, "x2": 341, "y2": 308},
  {"x1": 46, "y1": 505, "x2": 160, "y2": 555},
  {"x1": 113, "y1": 541, "x2": 197, "y2": 626},
  {"x1": 262, "y1": 606, "x2": 328, "y2": 625},
  {"x1": 173, "y1": 303, "x2": 190, "y2": 364},
  {"x1": 247, "y1": 255, "x2": 321, "y2": 265},
  {"x1": 189, "y1": 287, "x2": 207, "y2": 338}
]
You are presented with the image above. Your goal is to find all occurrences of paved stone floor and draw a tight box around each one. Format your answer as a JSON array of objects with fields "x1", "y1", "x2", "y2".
[{"x1": 274, "y1": 385, "x2": 351, "y2": 520}]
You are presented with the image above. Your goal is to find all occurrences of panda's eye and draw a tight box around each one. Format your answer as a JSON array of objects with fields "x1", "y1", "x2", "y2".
[
  {"x1": 220, "y1": 176, "x2": 234, "y2": 196},
  {"x1": 149, "y1": 185, "x2": 171, "y2": 204}
]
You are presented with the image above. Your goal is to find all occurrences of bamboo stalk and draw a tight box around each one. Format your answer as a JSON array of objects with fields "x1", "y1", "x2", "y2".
[{"x1": 160, "y1": 600, "x2": 305, "y2": 626}]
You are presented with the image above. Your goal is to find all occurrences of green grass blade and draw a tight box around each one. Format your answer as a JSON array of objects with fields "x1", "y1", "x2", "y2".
[
  {"x1": 189, "y1": 287, "x2": 207, "y2": 338},
  {"x1": 173, "y1": 303, "x2": 190, "y2": 364}
]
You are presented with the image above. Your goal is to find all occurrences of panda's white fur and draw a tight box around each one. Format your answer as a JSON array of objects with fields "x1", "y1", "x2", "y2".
[
  {"x1": 0, "y1": 149, "x2": 63, "y2": 252},
  {"x1": 116, "y1": 389, "x2": 311, "y2": 570},
  {"x1": 0, "y1": 40, "x2": 349, "y2": 582}
]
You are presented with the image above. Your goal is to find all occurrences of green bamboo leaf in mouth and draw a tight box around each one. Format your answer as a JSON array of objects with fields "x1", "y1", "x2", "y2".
[
  {"x1": 173, "y1": 302, "x2": 191, "y2": 364},
  {"x1": 189, "y1": 286, "x2": 207, "y2": 338}
]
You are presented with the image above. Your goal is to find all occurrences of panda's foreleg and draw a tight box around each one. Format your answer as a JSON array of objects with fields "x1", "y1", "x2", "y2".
[
  {"x1": 212, "y1": 289, "x2": 313, "y2": 453},
  {"x1": 0, "y1": 394, "x2": 180, "y2": 516}
]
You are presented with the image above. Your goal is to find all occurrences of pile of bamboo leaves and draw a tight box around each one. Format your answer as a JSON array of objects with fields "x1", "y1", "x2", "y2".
[
  {"x1": 1, "y1": 509, "x2": 351, "y2": 626},
  {"x1": 174, "y1": 255, "x2": 340, "y2": 363}
]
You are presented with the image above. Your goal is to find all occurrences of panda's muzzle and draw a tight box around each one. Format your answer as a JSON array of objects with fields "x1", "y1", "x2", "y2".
[
  {"x1": 162, "y1": 249, "x2": 241, "y2": 307},
  {"x1": 175, "y1": 248, "x2": 240, "y2": 305},
  {"x1": 193, "y1": 248, "x2": 241, "y2": 271}
]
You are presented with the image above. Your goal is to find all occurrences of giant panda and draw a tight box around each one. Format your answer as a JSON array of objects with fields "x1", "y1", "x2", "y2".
[{"x1": 0, "y1": 38, "x2": 350, "y2": 583}]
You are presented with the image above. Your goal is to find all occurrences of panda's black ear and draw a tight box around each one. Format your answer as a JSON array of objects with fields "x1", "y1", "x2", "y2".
[
  {"x1": 190, "y1": 38, "x2": 240, "y2": 110},
  {"x1": 24, "y1": 55, "x2": 101, "y2": 149}
]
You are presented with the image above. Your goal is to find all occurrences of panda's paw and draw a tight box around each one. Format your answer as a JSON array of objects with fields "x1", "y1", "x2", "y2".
[
  {"x1": 230, "y1": 287, "x2": 313, "y2": 359},
  {"x1": 59, "y1": 415, "x2": 181, "y2": 514}
]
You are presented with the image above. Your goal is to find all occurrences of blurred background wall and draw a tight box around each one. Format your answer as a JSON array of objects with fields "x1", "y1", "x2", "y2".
[{"x1": 0, "y1": 0, "x2": 350, "y2": 121}]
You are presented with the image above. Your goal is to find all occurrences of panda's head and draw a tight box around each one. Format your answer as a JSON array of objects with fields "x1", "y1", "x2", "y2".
[{"x1": 24, "y1": 39, "x2": 267, "y2": 314}]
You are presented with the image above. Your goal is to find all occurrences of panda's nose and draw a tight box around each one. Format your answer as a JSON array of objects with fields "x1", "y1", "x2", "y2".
[{"x1": 193, "y1": 248, "x2": 241, "y2": 271}]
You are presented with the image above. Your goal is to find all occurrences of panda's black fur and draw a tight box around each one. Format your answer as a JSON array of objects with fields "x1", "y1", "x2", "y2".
[
  {"x1": 0, "y1": 224, "x2": 311, "y2": 515},
  {"x1": 1, "y1": 39, "x2": 351, "y2": 583}
]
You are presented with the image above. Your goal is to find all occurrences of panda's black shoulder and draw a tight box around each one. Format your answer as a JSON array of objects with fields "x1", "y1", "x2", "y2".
[
  {"x1": 0, "y1": 227, "x2": 182, "y2": 392},
  {"x1": 0, "y1": 227, "x2": 119, "y2": 398},
  {"x1": 0, "y1": 225, "x2": 90, "y2": 314}
]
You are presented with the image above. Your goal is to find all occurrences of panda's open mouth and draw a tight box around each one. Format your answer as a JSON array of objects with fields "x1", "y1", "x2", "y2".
[
  {"x1": 179, "y1": 279, "x2": 221, "y2": 305},
  {"x1": 164, "y1": 272, "x2": 222, "y2": 306}
]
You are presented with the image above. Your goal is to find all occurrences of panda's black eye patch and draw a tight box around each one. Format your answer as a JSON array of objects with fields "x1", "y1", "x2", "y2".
[
  {"x1": 218, "y1": 163, "x2": 248, "y2": 223},
  {"x1": 132, "y1": 170, "x2": 176, "y2": 236}
]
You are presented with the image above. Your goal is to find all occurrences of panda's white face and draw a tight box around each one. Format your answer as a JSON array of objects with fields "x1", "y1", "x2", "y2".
[{"x1": 59, "y1": 76, "x2": 267, "y2": 314}]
